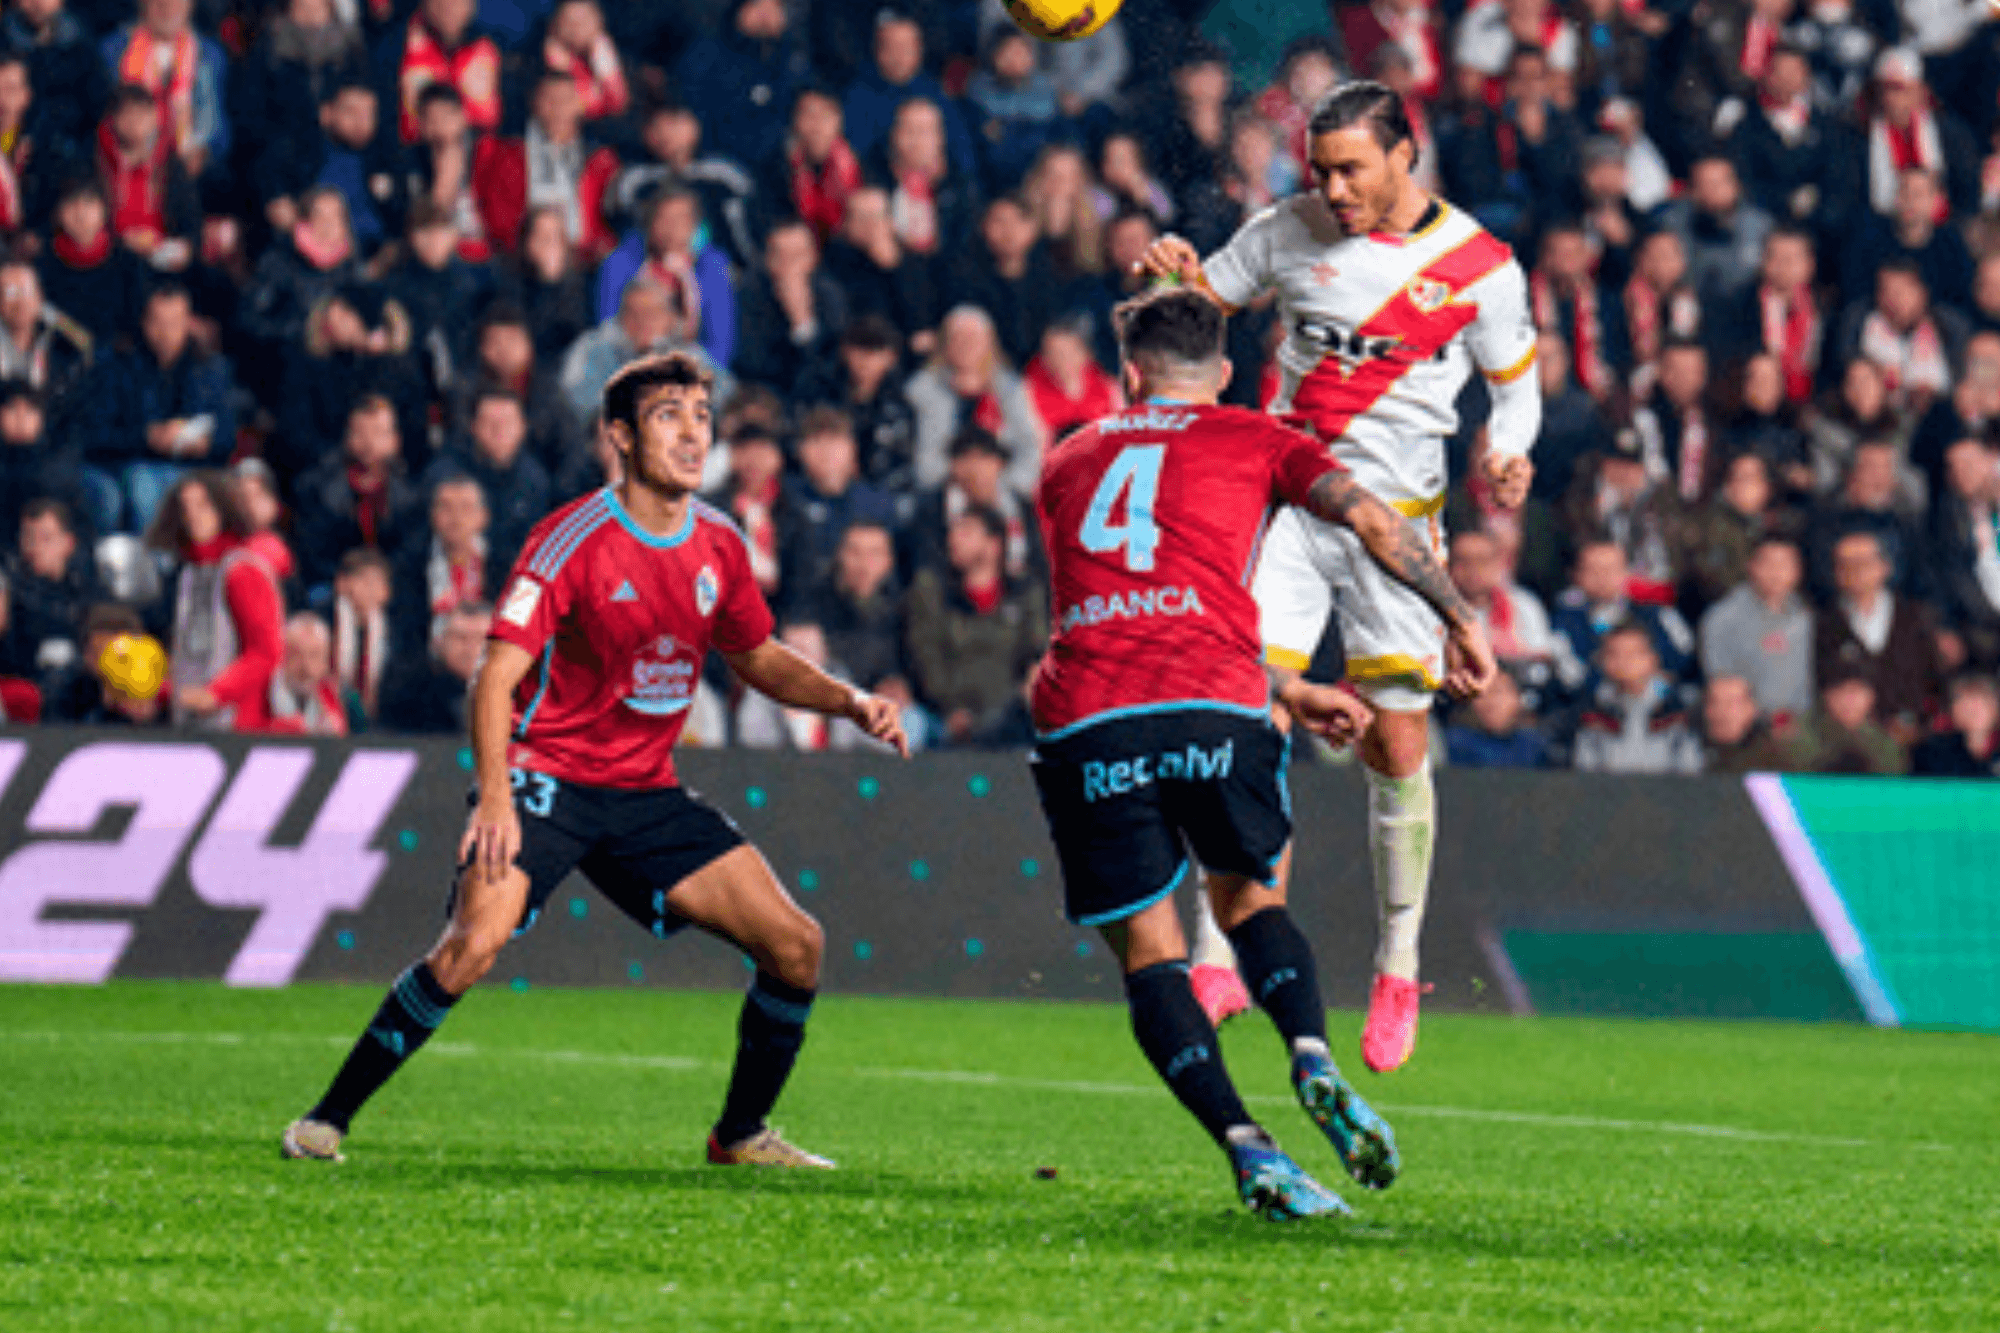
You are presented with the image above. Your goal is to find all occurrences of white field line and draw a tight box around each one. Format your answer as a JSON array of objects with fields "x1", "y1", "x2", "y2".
[{"x1": 0, "y1": 1028, "x2": 1952, "y2": 1152}]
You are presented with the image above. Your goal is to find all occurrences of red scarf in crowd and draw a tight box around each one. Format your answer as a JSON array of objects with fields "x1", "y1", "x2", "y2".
[
  {"x1": 97, "y1": 120, "x2": 173, "y2": 241},
  {"x1": 1676, "y1": 406, "x2": 1709, "y2": 503},
  {"x1": 1531, "y1": 270, "x2": 1609, "y2": 398},
  {"x1": 52, "y1": 226, "x2": 112, "y2": 269},
  {"x1": 1759, "y1": 89, "x2": 1811, "y2": 144},
  {"x1": 1739, "y1": 13, "x2": 1779, "y2": 81},
  {"x1": 643, "y1": 252, "x2": 702, "y2": 342},
  {"x1": 346, "y1": 466, "x2": 390, "y2": 548},
  {"x1": 0, "y1": 134, "x2": 21, "y2": 233},
  {"x1": 1624, "y1": 273, "x2": 1664, "y2": 368},
  {"x1": 964, "y1": 573, "x2": 1003, "y2": 615},
  {"x1": 1869, "y1": 107, "x2": 1948, "y2": 221},
  {"x1": 543, "y1": 32, "x2": 628, "y2": 120},
  {"x1": 965, "y1": 390, "x2": 1004, "y2": 436},
  {"x1": 729, "y1": 475, "x2": 782, "y2": 591},
  {"x1": 292, "y1": 219, "x2": 352, "y2": 271},
  {"x1": 1377, "y1": 0, "x2": 1440, "y2": 100},
  {"x1": 397, "y1": 18, "x2": 501, "y2": 143},
  {"x1": 891, "y1": 170, "x2": 939, "y2": 253},
  {"x1": 1759, "y1": 283, "x2": 1821, "y2": 404},
  {"x1": 118, "y1": 24, "x2": 199, "y2": 150},
  {"x1": 789, "y1": 137, "x2": 863, "y2": 242}
]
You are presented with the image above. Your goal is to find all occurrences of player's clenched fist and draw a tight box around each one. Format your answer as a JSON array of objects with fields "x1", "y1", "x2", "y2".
[
  {"x1": 1482, "y1": 452, "x2": 1534, "y2": 510},
  {"x1": 846, "y1": 690, "x2": 912, "y2": 757},
  {"x1": 1441, "y1": 621, "x2": 1499, "y2": 700},
  {"x1": 1277, "y1": 679, "x2": 1374, "y2": 748},
  {"x1": 1134, "y1": 234, "x2": 1204, "y2": 287}
]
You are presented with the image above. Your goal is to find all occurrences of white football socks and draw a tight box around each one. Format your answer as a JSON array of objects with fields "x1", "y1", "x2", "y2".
[
  {"x1": 1365, "y1": 756, "x2": 1434, "y2": 982},
  {"x1": 1190, "y1": 890, "x2": 1237, "y2": 971}
]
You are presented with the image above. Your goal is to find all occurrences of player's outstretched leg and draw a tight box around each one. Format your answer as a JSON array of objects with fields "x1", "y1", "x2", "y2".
[
  {"x1": 1189, "y1": 892, "x2": 1251, "y2": 1028},
  {"x1": 1211, "y1": 876, "x2": 1399, "y2": 1190},
  {"x1": 663, "y1": 845, "x2": 834, "y2": 1169},
  {"x1": 1360, "y1": 716, "x2": 1435, "y2": 1073},
  {"x1": 283, "y1": 864, "x2": 524, "y2": 1160},
  {"x1": 1107, "y1": 897, "x2": 1347, "y2": 1221}
]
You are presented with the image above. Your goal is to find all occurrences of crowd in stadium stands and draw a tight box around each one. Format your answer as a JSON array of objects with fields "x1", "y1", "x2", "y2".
[{"x1": 0, "y1": 0, "x2": 1997, "y2": 776}]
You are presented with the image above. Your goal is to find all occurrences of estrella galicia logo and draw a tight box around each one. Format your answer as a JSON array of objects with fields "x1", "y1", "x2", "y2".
[
  {"x1": 694, "y1": 565, "x2": 719, "y2": 617},
  {"x1": 627, "y1": 635, "x2": 696, "y2": 716}
]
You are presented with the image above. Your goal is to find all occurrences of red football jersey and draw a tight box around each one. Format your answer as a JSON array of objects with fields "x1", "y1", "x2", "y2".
[
  {"x1": 489, "y1": 488, "x2": 774, "y2": 788},
  {"x1": 1031, "y1": 401, "x2": 1344, "y2": 734}
]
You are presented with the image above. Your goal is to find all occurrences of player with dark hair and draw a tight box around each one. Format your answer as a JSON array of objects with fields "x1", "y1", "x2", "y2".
[
  {"x1": 1030, "y1": 288, "x2": 1497, "y2": 1218},
  {"x1": 1137, "y1": 80, "x2": 1542, "y2": 1071},
  {"x1": 284, "y1": 351, "x2": 908, "y2": 1168}
]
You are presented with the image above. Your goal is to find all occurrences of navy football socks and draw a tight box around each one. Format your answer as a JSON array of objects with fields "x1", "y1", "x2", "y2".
[
  {"x1": 1124, "y1": 960, "x2": 1256, "y2": 1146},
  {"x1": 1227, "y1": 907, "x2": 1329, "y2": 1050},
  {"x1": 713, "y1": 973, "x2": 816, "y2": 1147},
  {"x1": 310, "y1": 961, "x2": 459, "y2": 1132}
]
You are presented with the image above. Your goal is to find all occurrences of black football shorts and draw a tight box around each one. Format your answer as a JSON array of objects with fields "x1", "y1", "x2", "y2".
[
  {"x1": 1029, "y1": 705, "x2": 1292, "y2": 927},
  {"x1": 454, "y1": 768, "x2": 747, "y2": 937}
]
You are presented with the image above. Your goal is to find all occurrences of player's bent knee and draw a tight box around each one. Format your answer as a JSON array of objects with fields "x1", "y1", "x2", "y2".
[{"x1": 764, "y1": 912, "x2": 823, "y2": 988}]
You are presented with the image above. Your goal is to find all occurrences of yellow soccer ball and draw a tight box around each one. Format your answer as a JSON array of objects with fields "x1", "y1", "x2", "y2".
[{"x1": 1001, "y1": 0, "x2": 1121, "y2": 42}]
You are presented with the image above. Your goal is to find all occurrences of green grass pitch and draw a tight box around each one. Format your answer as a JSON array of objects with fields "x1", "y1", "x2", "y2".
[{"x1": 1, "y1": 982, "x2": 1994, "y2": 1331}]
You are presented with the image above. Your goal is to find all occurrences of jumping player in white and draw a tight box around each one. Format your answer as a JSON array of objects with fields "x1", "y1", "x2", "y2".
[{"x1": 1139, "y1": 81, "x2": 1541, "y2": 1071}]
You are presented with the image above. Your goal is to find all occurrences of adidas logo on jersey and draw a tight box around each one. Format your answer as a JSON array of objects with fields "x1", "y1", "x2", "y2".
[{"x1": 611, "y1": 580, "x2": 639, "y2": 603}]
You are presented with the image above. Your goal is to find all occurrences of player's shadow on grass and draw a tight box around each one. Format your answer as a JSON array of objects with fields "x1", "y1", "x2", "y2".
[{"x1": 398, "y1": 1158, "x2": 993, "y2": 1205}]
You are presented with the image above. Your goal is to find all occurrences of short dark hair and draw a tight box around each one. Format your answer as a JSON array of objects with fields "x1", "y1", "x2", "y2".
[
  {"x1": 1599, "y1": 618, "x2": 1655, "y2": 652},
  {"x1": 797, "y1": 404, "x2": 854, "y2": 442},
  {"x1": 83, "y1": 603, "x2": 144, "y2": 638},
  {"x1": 954, "y1": 502, "x2": 1008, "y2": 545},
  {"x1": 1115, "y1": 287, "x2": 1226, "y2": 377},
  {"x1": 416, "y1": 82, "x2": 464, "y2": 114},
  {"x1": 109, "y1": 83, "x2": 157, "y2": 117},
  {"x1": 842, "y1": 313, "x2": 900, "y2": 352},
  {"x1": 20, "y1": 496, "x2": 72, "y2": 533},
  {"x1": 144, "y1": 280, "x2": 192, "y2": 309},
  {"x1": 337, "y1": 547, "x2": 393, "y2": 580},
  {"x1": 603, "y1": 351, "x2": 714, "y2": 436},
  {"x1": 1307, "y1": 80, "x2": 1414, "y2": 161}
]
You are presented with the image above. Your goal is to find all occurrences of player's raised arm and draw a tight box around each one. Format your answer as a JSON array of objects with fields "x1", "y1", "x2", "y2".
[
  {"x1": 460, "y1": 637, "x2": 537, "y2": 883},
  {"x1": 723, "y1": 639, "x2": 911, "y2": 757},
  {"x1": 1297, "y1": 469, "x2": 1498, "y2": 699},
  {"x1": 1464, "y1": 260, "x2": 1543, "y2": 510}
]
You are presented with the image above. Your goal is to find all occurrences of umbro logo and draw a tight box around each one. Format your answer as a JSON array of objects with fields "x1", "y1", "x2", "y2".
[
  {"x1": 1310, "y1": 262, "x2": 1341, "y2": 284},
  {"x1": 611, "y1": 580, "x2": 638, "y2": 603}
]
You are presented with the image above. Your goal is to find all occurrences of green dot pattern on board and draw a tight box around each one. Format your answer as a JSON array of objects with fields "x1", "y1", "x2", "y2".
[
  {"x1": 798, "y1": 869, "x2": 819, "y2": 891},
  {"x1": 569, "y1": 897, "x2": 588, "y2": 919},
  {"x1": 964, "y1": 939, "x2": 984, "y2": 958},
  {"x1": 335, "y1": 930, "x2": 355, "y2": 951},
  {"x1": 627, "y1": 962, "x2": 643, "y2": 982},
  {"x1": 967, "y1": 774, "x2": 990, "y2": 797},
  {"x1": 909, "y1": 859, "x2": 930, "y2": 881},
  {"x1": 1074, "y1": 941, "x2": 1091, "y2": 958},
  {"x1": 396, "y1": 829, "x2": 418, "y2": 852},
  {"x1": 745, "y1": 786, "x2": 768, "y2": 809},
  {"x1": 509, "y1": 977, "x2": 529, "y2": 992},
  {"x1": 456, "y1": 748, "x2": 473, "y2": 771},
  {"x1": 858, "y1": 776, "x2": 880, "y2": 799},
  {"x1": 1020, "y1": 858, "x2": 1040, "y2": 877},
  {"x1": 854, "y1": 941, "x2": 873, "y2": 960}
]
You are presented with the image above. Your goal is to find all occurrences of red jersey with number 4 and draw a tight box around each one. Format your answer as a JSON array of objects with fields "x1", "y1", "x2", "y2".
[
  {"x1": 1031, "y1": 403, "x2": 1344, "y2": 734},
  {"x1": 488, "y1": 488, "x2": 774, "y2": 788}
]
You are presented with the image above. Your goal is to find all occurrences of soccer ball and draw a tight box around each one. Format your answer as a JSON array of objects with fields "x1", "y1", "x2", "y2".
[{"x1": 1001, "y1": 0, "x2": 1121, "y2": 42}]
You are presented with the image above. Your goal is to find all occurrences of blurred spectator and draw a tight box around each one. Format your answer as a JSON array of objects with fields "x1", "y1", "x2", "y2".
[
  {"x1": 1659, "y1": 155, "x2": 1771, "y2": 313},
  {"x1": 606, "y1": 101, "x2": 758, "y2": 267},
  {"x1": 950, "y1": 192, "x2": 1062, "y2": 375},
  {"x1": 760, "y1": 85, "x2": 861, "y2": 246},
  {"x1": 241, "y1": 184, "x2": 364, "y2": 370},
  {"x1": 1079, "y1": 206, "x2": 1158, "y2": 372},
  {"x1": 1022, "y1": 144, "x2": 1103, "y2": 292},
  {"x1": 435, "y1": 388, "x2": 549, "y2": 570},
  {"x1": 1576, "y1": 137, "x2": 1641, "y2": 292},
  {"x1": 2, "y1": 0, "x2": 107, "y2": 162},
  {"x1": 272, "y1": 281, "x2": 426, "y2": 483},
  {"x1": 264, "y1": 610, "x2": 349, "y2": 735},
  {"x1": 1861, "y1": 47, "x2": 1978, "y2": 224},
  {"x1": 377, "y1": 597, "x2": 487, "y2": 733},
  {"x1": 1141, "y1": 43, "x2": 1226, "y2": 203},
  {"x1": 101, "y1": 0, "x2": 231, "y2": 189},
  {"x1": 1930, "y1": 436, "x2": 2000, "y2": 668},
  {"x1": 1788, "y1": 0, "x2": 1876, "y2": 112},
  {"x1": 1728, "y1": 46, "x2": 1859, "y2": 249},
  {"x1": 561, "y1": 277, "x2": 729, "y2": 431},
  {"x1": 1530, "y1": 219, "x2": 1626, "y2": 402},
  {"x1": 1448, "y1": 424, "x2": 1566, "y2": 597},
  {"x1": 814, "y1": 518, "x2": 909, "y2": 697},
  {"x1": 820, "y1": 185, "x2": 940, "y2": 352},
  {"x1": 1724, "y1": 228, "x2": 1823, "y2": 409},
  {"x1": 1563, "y1": 429, "x2": 1684, "y2": 606},
  {"x1": 1449, "y1": 528, "x2": 1556, "y2": 706},
  {"x1": 1551, "y1": 538, "x2": 1694, "y2": 696},
  {"x1": 257, "y1": 82, "x2": 399, "y2": 258},
  {"x1": 239, "y1": 0, "x2": 370, "y2": 204},
  {"x1": 1633, "y1": 338, "x2": 1718, "y2": 504},
  {"x1": 905, "y1": 502, "x2": 1045, "y2": 746},
  {"x1": 1809, "y1": 357, "x2": 1904, "y2": 499},
  {"x1": 377, "y1": 0, "x2": 502, "y2": 145},
  {"x1": 1528, "y1": 332, "x2": 1609, "y2": 505},
  {"x1": 1454, "y1": 0, "x2": 1578, "y2": 86},
  {"x1": 0, "y1": 569, "x2": 32, "y2": 720},
  {"x1": 906, "y1": 304, "x2": 1042, "y2": 495},
  {"x1": 0, "y1": 258, "x2": 92, "y2": 427},
  {"x1": 796, "y1": 315, "x2": 919, "y2": 494},
  {"x1": 1788, "y1": 665, "x2": 1908, "y2": 773},
  {"x1": 1094, "y1": 129, "x2": 1174, "y2": 226},
  {"x1": 1024, "y1": 317, "x2": 1118, "y2": 445},
  {"x1": 1843, "y1": 167, "x2": 1975, "y2": 318},
  {"x1": 331, "y1": 545, "x2": 392, "y2": 722},
  {"x1": 0, "y1": 53, "x2": 61, "y2": 241},
  {"x1": 779, "y1": 405, "x2": 896, "y2": 609},
  {"x1": 1721, "y1": 353, "x2": 1812, "y2": 495},
  {"x1": 1838, "y1": 260, "x2": 1966, "y2": 415},
  {"x1": 1909, "y1": 330, "x2": 2000, "y2": 497},
  {"x1": 707, "y1": 421, "x2": 786, "y2": 597},
  {"x1": 1340, "y1": 0, "x2": 1444, "y2": 107},
  {"x1": 230, "y1": 458, "x2": 294, "y2": 587},
  {"x1": 736, "y1": 217, "x2": 848, "y2": 393},
  {"x1": 96, "y1": 82, "x2": 198, "y2": 270},
  {"x1": 495, "y1": 205, "x2": 595, "y2": 364},
  {"x1": 399, "y1": 84, "x2": 488, "y2": 261},
  {"x1": 1699, "y1": 535, "x2": 1815, "y2": 722},
  {"x1": 38, "y1": 600, "x2": 140, "y2": 721},
  {"x1": 866, "y1": 97, "x2": 981, "y2": 321},
  {"x1": 392, "y1": 471, "x2": 499, "y2": 657},
  {"x1": 672, "y1": 0, "x2": 808, "y2": 172},
  {"x1": 1444, "y1": 669, "x2": 1549, "y2": 768},
  {"x1": 1680, "y1": 452, "x2": 1805, "y2": 612},
  {"x1": 0, "y1": 381, "x2": 80, "y2": 543},
  {"x1": 470, "y1": 68, "x2": 619, "y2": 260},
  {"x1": 1805, "y1": 439, "x2": 1930, "y2": 601},
  {"x1": 1975, "y1": 253, "x2": 2000, "y2": 336},
  {"x1": 1701, "y1": 674, "x2": 1791, "y2": 773},
  {"x1": 1, "y1": 496, "x2": 92, "y2": 684},
  {"x1": 146, "y1": 470, "x2": 283, "y2": 730},
  {"x1": 38, "y1": 182, "x2": 142, "y2": 361},
  {"x1": 965, "y1": 24, "x2": 1062, "y2": 195},
  {"x1": 977, "y1": 0, "x2": 1128, "y2": 123},
  {"x1": 81, "y1": 629, "x2": 169, "y2": 727},
  {"x1": 1570, "y1": 620, "x2": 1704, "y2": 774},
  {"x1": 294, "y1": 394, "x2": 422, "y2": 591},
  {"x1": 1816, "y1": 528, "x2": 1945, "y2": 741},
  {"x1": 1910, "y1": 672, "x2": 2000, "y2": 776},
  {"x1": 1618, "y1": 229, "x2": 1706, "y2": 401},
  {"x1": 451, "y1": 303, "x2": 580, "y2": 489},
  {"x1": 908, "y1": 424, "x2": 1039, "y2": 583},
  {"x1": 539, "y1": 0, "x2": 628, "y2": 126},
  {"x1": 595, "y1": 184, "x2": 734, "y2": 367},
  {"x1": 842, "y1": 10, "x2": 975, "y2": 178},
  {"x1": 81, "y1": 282, "x2": 235, "y2": 534},
  {"x1": 385, "y1": 199, "x2": 488, "y2": 386},
  {"x1": 1250, "y1": 37, "x2": 1340, "y2": 180}
]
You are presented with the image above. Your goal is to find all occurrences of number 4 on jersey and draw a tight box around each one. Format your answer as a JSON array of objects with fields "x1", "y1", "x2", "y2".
[{"x1": 1081, "y1": 445, "x2": 1164, "y2": 573}]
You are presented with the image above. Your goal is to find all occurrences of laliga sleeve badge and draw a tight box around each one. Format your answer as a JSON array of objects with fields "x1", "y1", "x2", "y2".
[
  {"x1": 501, "y1": 576, "x2": 542, "y2": 628},
  {"x1": 695, "y1": 565, "x2": 719, "y2": 617}
]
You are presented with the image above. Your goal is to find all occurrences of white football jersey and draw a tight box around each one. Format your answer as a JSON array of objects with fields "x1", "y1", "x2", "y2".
[{"x1": 1203, "y1": 194, "x2": 1538, "y2": 511}]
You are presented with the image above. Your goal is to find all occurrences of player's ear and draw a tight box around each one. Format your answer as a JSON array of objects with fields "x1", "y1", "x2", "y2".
[
  {"x1": 603, "y1": 417, "x2": 633, "y2": 459},
  {"x1": 1213, "y1": 356, "x2": 1233, "y2": 398},
  {"x1": 1390, "y1": 135, "x2": 1415, "y2": 175},
  {"x1": 1121, "y1": 360, "x2": 1143, "y2": 402}
]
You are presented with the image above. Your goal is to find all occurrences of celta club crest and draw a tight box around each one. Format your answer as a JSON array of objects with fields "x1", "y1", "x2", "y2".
[
  {"x1": 695, "y1": 566, "x2": 719, "y2": 616},
  {"x1": 653, "y1": 635, "x2": 679, "y2": 658},
  {"x1": 1407, "y1": 277, "x2": 1451, "y2": 313}
]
